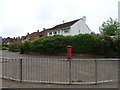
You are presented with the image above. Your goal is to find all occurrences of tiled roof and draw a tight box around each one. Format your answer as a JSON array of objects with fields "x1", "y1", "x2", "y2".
[{"x1": 49, "y1": 19, "x2": 80, "y2": 31}]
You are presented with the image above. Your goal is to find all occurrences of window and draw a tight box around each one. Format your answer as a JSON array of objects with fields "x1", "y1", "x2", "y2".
[
  {"x1": 58, "y1": 30, "x2": 60, "y2": 34},
  {"x1": 64, "y1": 29, "x2": 69, "y2": 33},
  {"x1": 39, "y1": 35, "x2": 43, "y2": 37},
  {"x1": 49, "y1": 32, "x2": 52, "y2": 35},
  {"x1": 54, "y1": 31, "x2": 57, "y2": 34}
]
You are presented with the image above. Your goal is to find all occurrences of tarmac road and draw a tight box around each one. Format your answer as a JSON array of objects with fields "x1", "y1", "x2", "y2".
[{"x1": 1, "y1": 50, "x2": 119, "y2": 88}]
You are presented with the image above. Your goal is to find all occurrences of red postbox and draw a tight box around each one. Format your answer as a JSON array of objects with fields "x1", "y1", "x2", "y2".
[{"x1": 67, "y1": 45, "x2": 72, "y2": 59}]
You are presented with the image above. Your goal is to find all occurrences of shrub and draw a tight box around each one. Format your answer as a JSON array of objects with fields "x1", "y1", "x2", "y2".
[
  {"x1": 93, "y1": 35, "x2": 114, "y2": 56},
  {"x1": 7, "y1": 34, "x2": 120, "y2": 57},
  {"x1": 19, "y1": 40, "x2": 31, "y2": 53},
  {"x1": 72, "y1": 34, "x2": 99, "y2": 54},
  {"x1": 1, "y1": 44, "x2": 9, "y2": 50},
  {"x1": 30, "y1": 35, "x2": 67, "y2": 54},
  {"x1": 44, "y1": 35, "x2": 67, "y2": 54},
  {"x1": 113, "y1": 37, "x2": 120, "y2": 57},
  {"x1": 2, "y1": 46, "x2": 9, "y2": 50},
  {"x1": 9, "y1": 42, "x2": 20, "y2": 52}
]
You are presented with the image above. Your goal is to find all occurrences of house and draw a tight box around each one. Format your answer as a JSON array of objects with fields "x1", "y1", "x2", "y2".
[
  {"x1": 21, "y1": 36, "x2": 27, "y2": 42},
  {"x1": 2, "y1": 37, "x2": 14, "y2": 45},
  {"x1": 39, "y1": 28, "x2": 49, "y2": 37},
  {"x1": 47, "y1": 16, "x2": 91, "y2": 36},
  {"x1": 26, "y1": 30, "x2": 40, "y2": 40},
  {"x1": 2, "y1": 37, "x2": 22, "y2": 45}
]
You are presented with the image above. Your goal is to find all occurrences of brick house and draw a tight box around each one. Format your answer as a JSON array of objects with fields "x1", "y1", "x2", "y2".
[{"x1": 26, "y1": 30, "x2": 40, "y2": 40}]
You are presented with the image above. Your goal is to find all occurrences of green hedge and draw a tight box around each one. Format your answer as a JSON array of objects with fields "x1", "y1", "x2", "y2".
[
  {"x1": 29, "y1": 34, "x2": 99, "y2": 54},
  {"x1": 92, "y1": 35, "x2": 120, "y2": 57},
  {"x1": 30, "y1": 35, "x2": 67, "y2": 54},
  {"x1": 7, "y1": 34, "x2": 120, "y2": 57},
  {"x1": 9, "y1": 42, "x2": 20, "y2": 52},
  {"x1": 113, "y1": 37, "x2": 120, "y2": 56},
  {"x1": 8, "y1": 40, "x2": 31, "y2": 53},
  {"x1": 71, "y1": 34, "x2": 99, "y2": 54},
  {"x1": 1, "y1": 44, "x2": 9, "y2": 50}
]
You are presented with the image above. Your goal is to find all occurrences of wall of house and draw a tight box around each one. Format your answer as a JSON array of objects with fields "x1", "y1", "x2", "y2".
[
  {"x1": 69, "y1": 19, "x2": 90, "y2": 36},
  {"x1": 48, "y1": 28, "x2": 71, "y2": 36},
  {"x1": 48, "y1": 29, "x2": 61, "y2": 36}
]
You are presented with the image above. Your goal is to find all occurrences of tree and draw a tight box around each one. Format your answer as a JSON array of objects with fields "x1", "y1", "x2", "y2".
[{"x1": 99, "y1": 18, "x2": 120, "y2": 36}]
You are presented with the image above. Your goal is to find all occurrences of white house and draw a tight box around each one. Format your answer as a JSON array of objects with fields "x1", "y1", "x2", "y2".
[{"x1": 47, "y1": 16, "x2": 91, "y2": 36}]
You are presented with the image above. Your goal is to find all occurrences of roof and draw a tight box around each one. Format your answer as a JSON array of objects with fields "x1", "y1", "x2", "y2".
[
  {"x1": 40, "y1": 28, "x2": 50, "y2": 35},
  {"x1": 49, "y1": 19, "x2": 80, "y2": 31}
]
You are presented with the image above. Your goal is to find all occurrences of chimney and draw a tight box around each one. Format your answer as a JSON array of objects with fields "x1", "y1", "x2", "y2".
[
  {"x1": 43, "y1": 28, "x2": 45, "y2": 31},
  {"x1": 63, "y1": 20, "x2": 65, "y2": 24},
  {"x1": 82, "y1": 16, "x2": 86, "y2": 23},
  {"x1": 27, "y1": 33, "x2": 29, "y2": 35},
  {"x1": 37, "y1": 30, "x2": 39, "y2": 32}
]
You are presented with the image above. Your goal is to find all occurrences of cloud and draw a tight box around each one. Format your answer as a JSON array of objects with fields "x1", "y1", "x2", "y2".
[{"x1": 0, "y1": 0, "x2": 119, "y2": 38}]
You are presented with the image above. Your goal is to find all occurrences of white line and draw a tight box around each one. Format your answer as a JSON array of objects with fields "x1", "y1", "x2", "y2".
[{"x1": 2, "y1": 76, "x2": 118, "y2": 84}]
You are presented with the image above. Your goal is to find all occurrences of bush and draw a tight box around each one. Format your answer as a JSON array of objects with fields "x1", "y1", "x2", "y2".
[
  {"x1": 113, "y1": 37, "x2": 120, "y2": 57},
  {"x1": 29, "y1": 34, "x2": 99, "y2": 54},
  {"x1": 9, "y1": 42, "x2": 20, "y2": 52},
  {"x1": 72, "y1": 34, "x2": 99, "y2": 54},
  {"x1": 23, "y1": 40, "x2": 31, "y2": 52},
  {"x1": 8, "y1": 40, "x2": 31, "y2": 53},
  {"x1": 2, "y1": 46, "x2": 9, "y2": 50},
  {"x1": 7, "y1": 34, "x2": 120, "y2": 57},
  {"x1": 30, "y1": 35, "x2": 67, "y2": 54},
  {"x1": 1, "y1": 44, "x2": 9, "y2": 50},
  {"x1": 93, "y1": 35, "x2": 114, "y2": 56},
  {"x1": 44, "y1": 35, "x2": 67, "y2": 54},
  {"x1": 2, "y1": 44, "x2": 9, "y2": 47}
]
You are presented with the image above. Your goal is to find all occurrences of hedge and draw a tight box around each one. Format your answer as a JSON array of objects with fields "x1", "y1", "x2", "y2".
[{"x1": 8, "y1": 34, "x2": 120, "y2": 57}]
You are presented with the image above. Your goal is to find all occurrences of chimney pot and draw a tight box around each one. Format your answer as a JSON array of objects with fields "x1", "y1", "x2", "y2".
[
  {"x1": 37, "y1": 30, "x2": 39, "y2": 32},
  {"x1": 43, "y1": 28, "x2": 45, "y2": 30},
  {"x1": 82, "y1": 16, "x2": 86, "y2": 23}
]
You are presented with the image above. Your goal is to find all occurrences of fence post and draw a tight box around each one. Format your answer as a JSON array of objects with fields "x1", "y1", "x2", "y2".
[
  {"x1": 95, "y1": 59, "x2": 98, "y2": 85},
  {"x1": 20, "y1": 58, "x2": 22, "y2": 82},
  {"x1": 67, "y1": 45, "x2": 72, "y2": 85},
  {"x1": 68, "y1": 59, "x2": 72, "y2": 85}
]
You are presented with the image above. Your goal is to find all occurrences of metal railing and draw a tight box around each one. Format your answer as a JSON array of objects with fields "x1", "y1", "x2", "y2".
[{"x1": 1, "y1": 58, "x2": 119, "y2": 85}]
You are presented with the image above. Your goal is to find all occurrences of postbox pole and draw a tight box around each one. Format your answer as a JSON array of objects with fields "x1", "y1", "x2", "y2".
[{"x1": 67, "y1": 45, "x2": 72, "y2": 85}]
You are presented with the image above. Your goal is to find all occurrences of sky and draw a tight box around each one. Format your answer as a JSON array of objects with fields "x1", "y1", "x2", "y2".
[{"x1": 0, "y1": 0, "x2": 119, "y2": 38}]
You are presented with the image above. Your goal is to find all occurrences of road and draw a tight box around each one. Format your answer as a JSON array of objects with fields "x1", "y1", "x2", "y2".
[{"x1": 1, "y1": 50, "x2": 119, "y2": 88}]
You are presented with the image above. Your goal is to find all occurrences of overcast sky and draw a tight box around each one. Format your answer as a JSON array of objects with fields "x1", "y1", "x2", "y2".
[{"x1": 0, "y1": 0, "x2": 119, "y2": 38}]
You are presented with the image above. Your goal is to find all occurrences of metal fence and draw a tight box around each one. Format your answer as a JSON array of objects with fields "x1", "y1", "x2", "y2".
[{"x1": 1, "y1": 58, "x2": 119, "y2": 85}]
